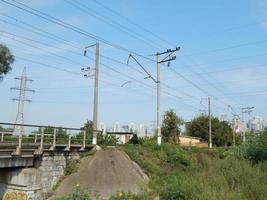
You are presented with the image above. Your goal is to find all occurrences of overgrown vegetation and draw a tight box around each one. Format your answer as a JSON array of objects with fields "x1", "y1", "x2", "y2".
[
  {"x1": 56, "y1": 187, "x2": 92, "y2": 200},
  {"x1": 161, "y1": 109, "x2": 183, "y2": 143},
  {"x1": 128, "y1": 133, "x2": 144, "y2": 144},
  {"x1": 54, "y1": 127, "x2": 267, "y2": 200},
  {"x1": 97, "y1": 132, "x2": 119, "y2": 146},
  {"x1": 226, "y1": 129, "x2": 267, "y2": 163},
  {"x1": 65, "y1": 159, "x2": 80, "y2": 176},
  {"x1": 121, "y1": 131, "x2": 267, "y2": 200},
  {"x1": 0, "y1": 44, "x2": 14, "y2": 81},
  {"x1": 186, "y1": 114, "x2": 240, "y2": 146}
]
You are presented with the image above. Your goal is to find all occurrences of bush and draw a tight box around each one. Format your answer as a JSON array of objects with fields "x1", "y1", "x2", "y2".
[
  {"x1": 97, "y1": 133, "x2": 118, "y2": 146},
  {"x1": 56, "y1": 187, "x2": 92, "y2": 200},
  {"x1": 159, "y1": 143, "x2": 190, "y2": 167},
  {"x1": 151, "y1": 175, "x2": 186, "y2": 200},
  {"x1": 246, "y1": 131, "x2": 267, "y2": 163},
  {"x1": 65, "y1": 160, "x2": 79, "y2": 176},
  {"x1": 226, "y1": 131, "x2": 267, "y2": 163},
  {"x1": 129, "y1": 134, "x2": 143, "y2": 144},
  {"x1": 110, "y1": 191, "x2": 149, "y2": 200},
  {"x1": 123, "y1": 141, "x2": 267, "y2": 200}
]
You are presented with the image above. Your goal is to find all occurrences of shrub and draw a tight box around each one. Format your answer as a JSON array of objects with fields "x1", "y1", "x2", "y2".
[
  {"x1": 56, "y1": 187, "x2": 92, "y2": 200},
  {"x1": 129, "y1": 134, "x2": 143, "y2": 144},
  {"x1": 141, "y1": 159, "x2": 164, "y2": 175},
  {"x1": 159, "y1": 143, "x2": 190, "y2": 167},
  {"x1": 246, "y1": 131, "x2": 267, "y2": 163},
  {"x1": 65, "y1": 160, "x2": 79, "y2": 176},
  {"x1": 226, "y1": 131, "x2": 267, "y2": 163},
  {"x1": 110, "y1": 191, "x2": 149, "y2": 200},
  {"x1": 97, "y1": 133, "x2": 118, "y2": 146},
  {"x1": 123, "y1": 141, "x2": 267, "y2": 200}
]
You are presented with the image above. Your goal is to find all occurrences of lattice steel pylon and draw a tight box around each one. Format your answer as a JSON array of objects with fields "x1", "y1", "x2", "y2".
[{"x1": 11, "y1": 67, "x2": 34, "y2": 154}]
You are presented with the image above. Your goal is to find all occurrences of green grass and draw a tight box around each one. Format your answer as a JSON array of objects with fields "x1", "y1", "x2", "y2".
[
  {"x1": 55, "y1": 187, "x2": 92, "y2": 200},
  {"x1": 56, "y1": 133, "x2": 267, "y2": 200},
  {"x1": 123, "y1": 140, "x2": 267, "y2": 200}
]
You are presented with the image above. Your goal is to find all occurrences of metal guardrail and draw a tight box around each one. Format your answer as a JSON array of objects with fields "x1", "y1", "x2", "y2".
[
  {"x1": 0, "y1": 132, "x2": 13, "y2": 142},
  {"x1": 0, "y1": 122, "x2": 88, "y2": 156}
]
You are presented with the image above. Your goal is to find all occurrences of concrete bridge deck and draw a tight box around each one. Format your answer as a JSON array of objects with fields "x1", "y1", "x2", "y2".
[{"x1": 0, "y1": 143, "x2": 94, "y2": 168}]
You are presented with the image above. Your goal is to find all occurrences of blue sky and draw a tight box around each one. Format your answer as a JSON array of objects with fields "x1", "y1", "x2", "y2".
[{"x1": 0, "y1": 0, "x2": 267, "y2": 130}]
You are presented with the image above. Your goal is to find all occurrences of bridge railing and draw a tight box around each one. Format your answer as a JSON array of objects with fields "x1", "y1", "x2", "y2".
[{"x1": 0, "y1": 122, "x2": 88, "y2": 155}]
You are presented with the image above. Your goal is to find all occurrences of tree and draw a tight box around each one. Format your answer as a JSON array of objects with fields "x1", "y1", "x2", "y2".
[
  {"x1": 0, "y1": 44, "x2": 15, "y2": 80},
  {"x1": 129, "y1": 133, "x2": 143, "y2": 144},
  {"x1": 75, "y1": 120, "x2": 93, "y2": 144},
  {"x1": 0, "y1": 126, "x2": 13, "y2": 132},
  {"x1": 31, "y1": 126, "x2": 68, "y2": 144},
  {"x1": 161, "y1": 109, "x2": 183, "y2": 143},
  {"x1": 186, "y1": 114, "x2": 233, "y2": 146}
]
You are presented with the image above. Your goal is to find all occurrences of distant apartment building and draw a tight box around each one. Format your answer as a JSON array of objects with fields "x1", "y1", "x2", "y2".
[
  {"x1": 248, "y1": 116, "x2": 264, "y2": 132},
  {"x1": 232, "y1": 117, "x2": 246, "y2": 134},
  {"x1": 103, "y1": 122, "x2": 150, "y2": 144}
]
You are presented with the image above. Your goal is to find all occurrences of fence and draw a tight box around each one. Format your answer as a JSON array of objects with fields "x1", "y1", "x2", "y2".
[{"x1": 0, "y1": 122, "x2": 88, "y2": 155}]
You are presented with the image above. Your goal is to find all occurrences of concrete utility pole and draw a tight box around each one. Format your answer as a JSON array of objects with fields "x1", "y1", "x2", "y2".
[
  {"x1": 208, "y1": 97, "x2": 212, "y2": 148},
  {"x1": 155, "y1": 47, "x2": 180, "y2": 145},
  {"x1": 82, "y1": 42, "x2": 100, "y2": 145},
  {"x1": 93, "y1": 42, "x2": 99, "y2": 145},
  {"x1": 156, "y1": 54, "x2": 161, "y2": 145},
  {"x1": 127, "y1": 48, "x2": 180, "y2": 145}
]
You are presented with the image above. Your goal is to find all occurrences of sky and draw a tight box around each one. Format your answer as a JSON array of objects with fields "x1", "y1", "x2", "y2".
[{"x1": 0, "y1": 0, "x2": 267, "y2": 131}]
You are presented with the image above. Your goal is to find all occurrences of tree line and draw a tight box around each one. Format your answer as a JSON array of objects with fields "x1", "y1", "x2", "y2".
[{"x1": 161, "y1": 109, "x2": 241, "y2": 147}]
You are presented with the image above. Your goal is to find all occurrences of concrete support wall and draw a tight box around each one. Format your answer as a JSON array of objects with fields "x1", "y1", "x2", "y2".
[{"x1": 0, "y1": 151, "x2": 82, "y2": 200}]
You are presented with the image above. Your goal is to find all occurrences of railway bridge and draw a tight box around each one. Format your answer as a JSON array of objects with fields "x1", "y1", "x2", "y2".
[{"x1": 0, "y1": 122, "x2": 95, "y2": 200}]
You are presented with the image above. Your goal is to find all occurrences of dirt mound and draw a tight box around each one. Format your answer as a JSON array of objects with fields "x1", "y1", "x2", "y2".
[{"x1": 52, "y1": 148, "x2": 148, "y2": 199}]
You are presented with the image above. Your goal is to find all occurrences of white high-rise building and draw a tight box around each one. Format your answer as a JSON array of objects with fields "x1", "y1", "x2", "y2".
[
  {"x1": 138, "y1": 124, "x2": 145, "y2": 137},
  {"x1": 248, "y1": 116, "x2": 264, "y2": 132},
  {"x1": 113, "y1": 122, "x2": 121, "y2": 132},
  {"x1": 99, "y1": 122, "x2": 106, "y2": 134},
  {"x1": 129, "y1": 123, "x2": 136, "y2": 132}
]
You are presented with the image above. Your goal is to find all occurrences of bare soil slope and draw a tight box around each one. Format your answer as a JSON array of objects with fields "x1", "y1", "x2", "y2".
[{"x1": 52, "y1": 148, "x2": 148, "y2": 199}]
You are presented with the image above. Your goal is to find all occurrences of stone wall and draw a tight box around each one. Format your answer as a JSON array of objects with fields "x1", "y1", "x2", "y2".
[
  {"x1": 35, "y1": 151, "x2": 82, "y2": 199},
  {"x1": 0, "y1": 168, "x2": 42, "y2": 200},
  {"x1": 0, "y1": 151, "x2": 83, "y2": 200}
]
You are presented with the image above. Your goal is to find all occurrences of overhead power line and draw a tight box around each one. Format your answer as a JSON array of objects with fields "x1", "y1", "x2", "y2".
[
  {"x1": 63, "y1": 0, "x2": 162, "y2": 50},
  {"x1": 0, "y1": 21, "x2": 206, "y2": 103},
  {"x1": 92, "y1": 0, "x2": 172, "y2": 47},
  {"x1": 0, "y1": 0, "x2": 244, "y2": 114},
  {"x1": 184, "y1": 38, "x2": 267, "y2": 57},
  {"x1": 0, "y1": 12, "x2": 158, "y2": 79},
  {"x1": 1, "y1": 32, "x2": 201, "y2": 109},
  {"x1": 0, "y1": 0, "x2": 155, "y2": 59}
]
